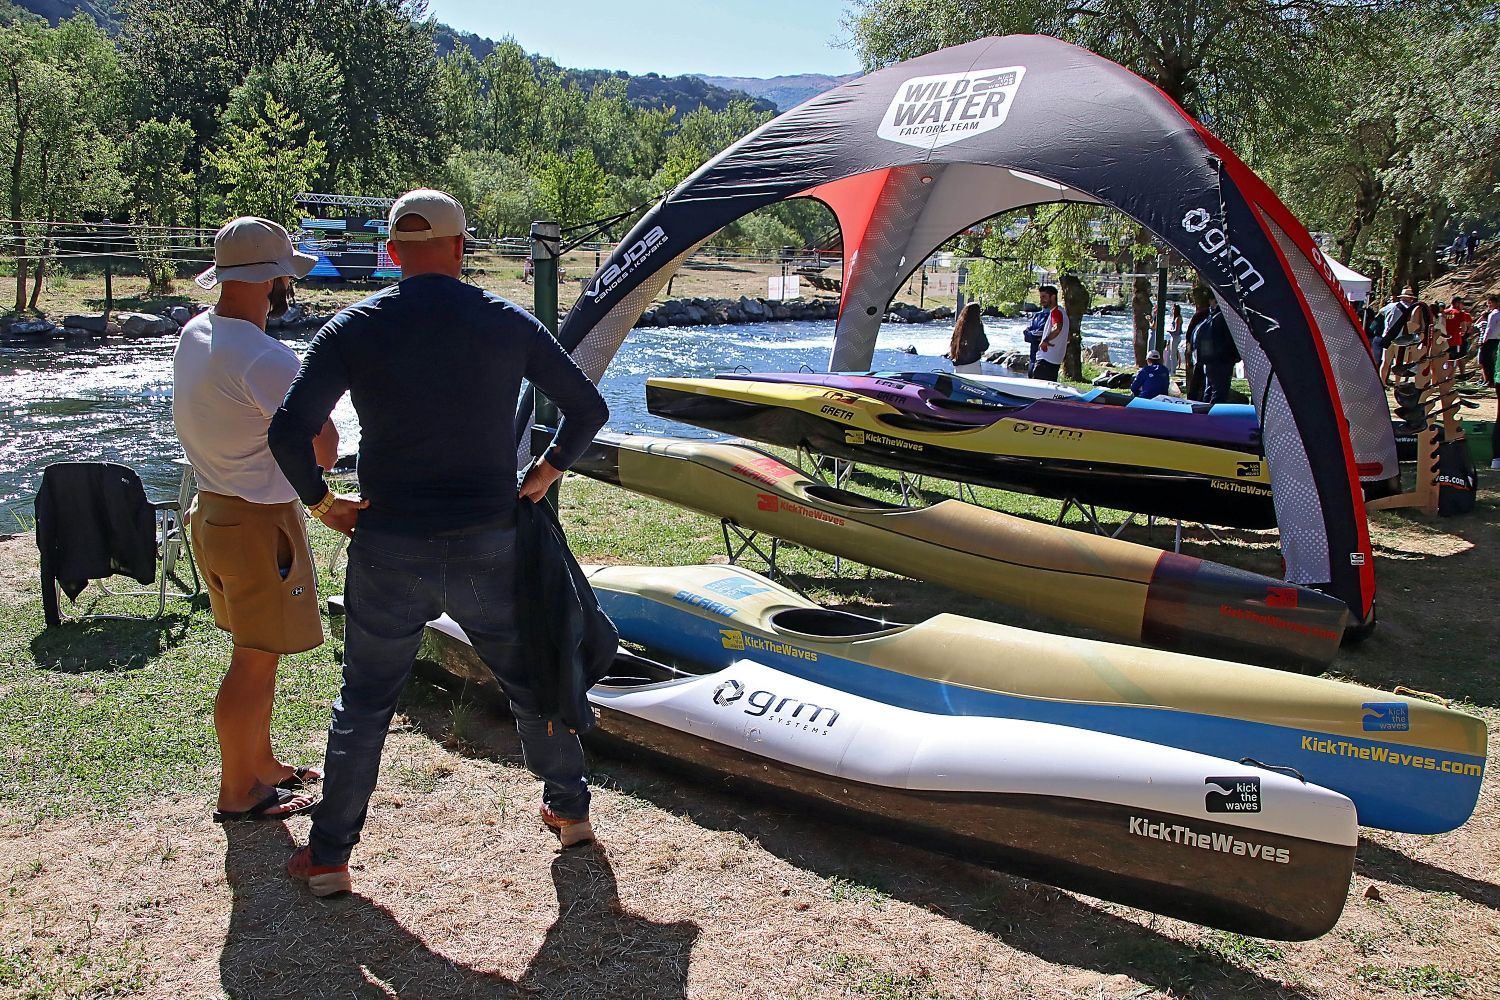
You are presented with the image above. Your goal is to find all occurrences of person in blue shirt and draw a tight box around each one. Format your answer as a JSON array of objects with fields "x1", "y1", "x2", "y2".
[
  {"x1": 1131, "y1": 350, "x2": 1171, "y2": 399},
  {"x1": 269, "y1": 189, "x2": 609, "y2": 898}
]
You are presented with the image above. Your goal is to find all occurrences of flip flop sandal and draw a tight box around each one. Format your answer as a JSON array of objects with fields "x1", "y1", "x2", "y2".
[
  {"x1": 213, "y1": 787, "x2": 319, "y2": 823},
  {"x1": 275, "y1": 766, "x2": 323, "y2": 791}
]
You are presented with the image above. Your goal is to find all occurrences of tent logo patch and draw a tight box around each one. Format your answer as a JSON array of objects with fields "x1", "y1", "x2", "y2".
[{"x1": 878, "y1": 66, "x2": 1026, "y2": 149}]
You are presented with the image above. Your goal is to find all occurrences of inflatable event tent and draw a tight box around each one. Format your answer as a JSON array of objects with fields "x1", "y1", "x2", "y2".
[{"x1": 550, "y1": 35, "x2": 1399, "y2": 628}]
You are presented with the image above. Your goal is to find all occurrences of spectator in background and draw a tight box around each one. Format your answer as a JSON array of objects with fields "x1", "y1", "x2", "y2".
[
  {"x1": 1442, "y1": 296, "x2": 1474, "y2": 376},
  {"x1": 1131, "y1": 350, "x2": 1170, "y2": 399},
  {"x1": 1021, "y1": 294, "x2": 1049, "y2": 372},
  {"x1": 1374, "y1": 290, "x2": 1416, "y2": 380},
  {"x1": 1479, "y1": 293, "x2": 1499, "y2": 390},
  {"x1": 1465, "y1": 231, "x2": 1478, "y2": 264},
  {"x1": 1167, "y1": 302, "x2": 1183, "y2": 375},
  {"x1": 1183, "y1": 284, "x2": 1214, "y2": 400},
  {"x1": 1030, "y1": 284, "x2": 1068, "y2": 382},
  {"x1": 946, "y1": 302, "x2": 989, "y2": 375},
  {"x1": 1193, "y1": 303, "x2": 1240, "y2": 405}
]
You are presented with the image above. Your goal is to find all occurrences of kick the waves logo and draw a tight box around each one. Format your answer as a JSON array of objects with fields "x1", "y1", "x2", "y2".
[
  {"x1": 878, "y1": 66, "x2": 1026, "y2": 149},
  {"x1": 1362, "y1": 702, "x2": 1410, "y2": 732},
  {"x1": 584, "y1": 225, "x2": 667, "y2": 300},
  {"x1": 1204, "y1": 776, "x2": 1261, "y2": 813},
  {"x1": 1129, "y1": 816, "x2": 1290, "y2": 864}
]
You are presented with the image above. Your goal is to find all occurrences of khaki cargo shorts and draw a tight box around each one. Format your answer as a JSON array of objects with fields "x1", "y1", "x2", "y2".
[{"x1": 189, "y1": 491, "x2": 323, "y2": 655}]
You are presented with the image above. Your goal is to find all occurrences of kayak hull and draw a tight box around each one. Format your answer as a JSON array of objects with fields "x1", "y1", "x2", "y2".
[
  {"x1": 583, "y1": 563, "x2": 1486, "y2": 835},
  {"x1": 423, "y1": 622, "x2": 1355, "y2": 940},
  {"x1": 568, "y1": 430, "x2": 1347, "y2": 668},
  {"x1": 591, "y1": 709, "x2": 1353, "y2": 941},
  {"x1": 722, "y1": 371, "x2": 1263, "y2": 450},
  {"x1": 646, "y1": 378, "x2": 1277, "y2": 528}
]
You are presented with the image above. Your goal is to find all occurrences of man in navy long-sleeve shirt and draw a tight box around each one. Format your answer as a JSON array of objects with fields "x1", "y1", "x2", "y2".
[{"x1": 270, "y1": 190, "x2": 609, "y2": 897}]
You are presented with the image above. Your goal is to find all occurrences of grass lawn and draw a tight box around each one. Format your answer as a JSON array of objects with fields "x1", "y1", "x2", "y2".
[{"x1": 0, "y1": 460, "x2": 1497, "y2": 999}]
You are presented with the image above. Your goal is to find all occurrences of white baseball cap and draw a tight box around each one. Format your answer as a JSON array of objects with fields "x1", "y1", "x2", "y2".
[
  {"x1": 1146, "y1": 350, "x2": 1162, "y2": 361},
  {"x1": 388, "y1": 188, "x2": 468, "y2": 241},
  {"x1": 195, "y1": 217, "x2": 316, "y2": 289}
]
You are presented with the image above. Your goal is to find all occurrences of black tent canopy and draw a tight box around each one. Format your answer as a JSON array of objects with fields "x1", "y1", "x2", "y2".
[{"x1": 553, "y1": 35, "x2": 1397, "y2": 625}]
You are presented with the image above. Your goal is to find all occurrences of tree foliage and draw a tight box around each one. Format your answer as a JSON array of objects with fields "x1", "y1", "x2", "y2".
[
  {"x1": 848, "y1": 0, "x2": 1500, "y2": 297},
  {"x1": 208, "y1": 93, "x2": 327, "y2": 228}
]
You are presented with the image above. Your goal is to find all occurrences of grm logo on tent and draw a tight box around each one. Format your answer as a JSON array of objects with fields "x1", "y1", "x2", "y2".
[{"x1": 878, "y1": 66, "x2": 1026, "y2": 149}]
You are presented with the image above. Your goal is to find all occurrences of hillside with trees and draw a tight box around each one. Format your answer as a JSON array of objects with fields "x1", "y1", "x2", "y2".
[
  {"x1": 0, "y1": 0, "x2": 1495, "y2": 319},
  {"x1": 847, "y1": 0, "x2": 1500, "y2": 305},
  {"x1": 0, "y1": 0, "x2": 824, "y2": 313}
]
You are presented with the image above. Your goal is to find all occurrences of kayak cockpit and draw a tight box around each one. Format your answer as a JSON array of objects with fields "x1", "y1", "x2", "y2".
[
  {"x1": 768, "y1": 607, "x2": 908, "y2": 642},
  {"x1": 596, "y1": 649, "x2": 704, "y2": 688}
]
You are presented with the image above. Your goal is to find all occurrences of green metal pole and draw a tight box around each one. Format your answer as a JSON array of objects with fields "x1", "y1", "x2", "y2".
[
  {"x1": 530, "y1": 219, "x2": 562, "y2": 508},
  {"x1": 1153, "y1": 253, "x2": 1169, "y2": 357}
]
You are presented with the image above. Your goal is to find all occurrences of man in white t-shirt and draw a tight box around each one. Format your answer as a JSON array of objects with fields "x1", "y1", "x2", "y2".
[
  {"x1": 173, "y1": 217, "x2": 344, "y2": 822},
  {"x1": 1479, "y1": 293, "x2": 1499, "y2": 390},
  {"x1": 1031, "y1": 283, "x2": 1069, "y2": 382}
]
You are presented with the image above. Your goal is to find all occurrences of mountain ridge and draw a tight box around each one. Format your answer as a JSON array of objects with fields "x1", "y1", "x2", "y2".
[
  {"x1": 3, "y1": 1, "x2": 781, "y2": 118},
  {"x1": 695, "y1": 71, "x2": 860, "y2": 111}
]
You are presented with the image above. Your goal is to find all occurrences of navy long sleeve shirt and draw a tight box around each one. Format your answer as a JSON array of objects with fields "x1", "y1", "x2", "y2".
[{"x1": 268, "y1": 274, "x2": 608, "y2": 535}]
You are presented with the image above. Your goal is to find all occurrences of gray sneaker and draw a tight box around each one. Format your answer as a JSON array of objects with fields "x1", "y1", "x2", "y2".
[{"x1": 1490, "y1": 459, "x2": 1500, "y2": 470}]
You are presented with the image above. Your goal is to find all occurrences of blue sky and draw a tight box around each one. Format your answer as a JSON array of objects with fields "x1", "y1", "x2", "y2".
[{"x1": 425, "y1": 1, "x2": 863, "y2": 78}]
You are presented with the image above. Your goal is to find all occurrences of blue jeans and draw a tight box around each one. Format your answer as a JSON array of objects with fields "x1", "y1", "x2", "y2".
[{"x1": 309, "y1": 523, "x2": 590, "y2": 866}]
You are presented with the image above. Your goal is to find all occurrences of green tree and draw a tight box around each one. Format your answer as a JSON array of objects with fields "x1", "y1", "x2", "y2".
[
  {"x1": 534, "y1": 148, "x2": 607, "y2": 229},
  {"x1": 208, "y1": 94, "x2": 327, "y2": 227},
  {"x1": 221, "y1": 40, "x2": 347, "y2": 191},
  {"x1": 847, "y1": 0, "x2": 1356, "y2": 147},
  {"x1": 123, "y1": 117, "x2": 196, "y2": 293},
  {"x1": 0, "y1": 16, "x2": 124, "y2": 312}
]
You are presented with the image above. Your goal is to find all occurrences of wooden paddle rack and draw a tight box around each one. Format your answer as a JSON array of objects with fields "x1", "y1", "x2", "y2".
[{"x1": 1367, "y1": 336, "x2": 1462, "y2": 515}]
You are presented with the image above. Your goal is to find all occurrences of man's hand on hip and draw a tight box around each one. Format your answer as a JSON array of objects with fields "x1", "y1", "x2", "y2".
[
  {"x1": 319, "y1": 494, "x2": 369, "y2": 537},
  {"x1": 519, "y1": 459, "x2": 563, "y2": 503}
]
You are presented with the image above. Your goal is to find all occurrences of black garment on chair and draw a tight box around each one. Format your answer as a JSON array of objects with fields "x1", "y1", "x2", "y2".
[{"x1": 36, "y1": 462, "x2": 158, "y2": 627}]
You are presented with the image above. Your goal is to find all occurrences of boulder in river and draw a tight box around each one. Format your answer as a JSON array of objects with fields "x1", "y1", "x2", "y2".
[
  {"x1": 1085, "y1": 342, "x2": 1112, "y2": 364},
  {"x1": 117, "y1": 312, "x2": 179, "y2": 338},
  {"x1": 3, "y1": 316, "x2": 58, "y2": 338},
  {"x1": 62, "y1": 313, "x2": 109, "y2": 334}
]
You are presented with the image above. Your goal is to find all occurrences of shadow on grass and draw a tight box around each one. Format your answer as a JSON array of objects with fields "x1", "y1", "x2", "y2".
[
  {"x1": 219, "y1": 823, "x2": 697, "y2": 998},
  {"x1": 28, "y1": 608, "x2": 196, "y2": 672},
  {"x1": 1356, "y1": 838, "x2": 1500, "y2": 911},
  {"x1": 397, "y1": 666, "x2": 1315, "y2": 1000}
]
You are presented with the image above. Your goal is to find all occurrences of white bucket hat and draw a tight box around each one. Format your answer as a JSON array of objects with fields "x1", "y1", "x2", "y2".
[{"x1": 195, "y1": 217, "x2": 317, "y2": 289}]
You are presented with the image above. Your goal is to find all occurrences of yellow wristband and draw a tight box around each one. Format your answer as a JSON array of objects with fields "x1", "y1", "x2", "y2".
[{"x1": 308, "y1": 490, "x2": 336, "y2": 518}]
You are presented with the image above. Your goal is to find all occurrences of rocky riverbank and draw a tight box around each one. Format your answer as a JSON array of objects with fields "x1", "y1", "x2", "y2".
[
  {"x1": 0, "y1": 304, "x2": 329, "y2": 343},
  {"x1": 3, "y1": 289, "x2": 987, "y2": 345},
  {"x1": 635, "y1": 295, "x2": 959, "y2": 327}
]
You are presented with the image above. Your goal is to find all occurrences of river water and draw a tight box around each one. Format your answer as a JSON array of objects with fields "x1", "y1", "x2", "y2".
[{"x1": 0, "y1": 312, "x2": 1137, "y2": 525}]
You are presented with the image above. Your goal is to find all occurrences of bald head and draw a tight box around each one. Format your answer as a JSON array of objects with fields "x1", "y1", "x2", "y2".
[{"x1": 386, "y1": 213, "x2": 464, "y2": 279}]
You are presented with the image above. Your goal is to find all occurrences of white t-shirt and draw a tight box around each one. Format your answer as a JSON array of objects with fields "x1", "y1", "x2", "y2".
[
  {"x1": 1483, "y1": 309, "x2": 1500, "y2": 343},
  {"x1": 172, "y1": 312, "x2": 301, "y2": 504},
  {"x1": 1037, "y1": 306, "x2": 1070, "y2": 365}
]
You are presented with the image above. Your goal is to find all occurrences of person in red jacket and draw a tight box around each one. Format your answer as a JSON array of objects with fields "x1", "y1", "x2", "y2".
[{"x1": 1442, "y1": 296, "x2": 1474, "y2": 377}]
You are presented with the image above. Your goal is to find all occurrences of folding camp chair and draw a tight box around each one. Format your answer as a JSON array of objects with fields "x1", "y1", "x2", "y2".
[{"x1": 36, "y1": 461, "x2": 201, "y2": 627}]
